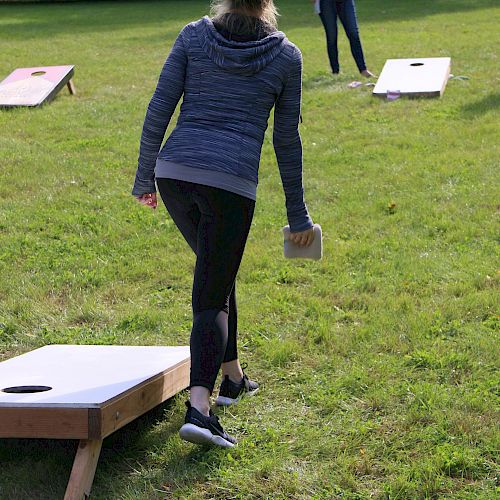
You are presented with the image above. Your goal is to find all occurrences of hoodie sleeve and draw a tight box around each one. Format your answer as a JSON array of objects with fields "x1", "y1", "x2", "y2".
[
  {"x1": 132, "y1": 27, "x2": 189, "y2": 196},
  {"x1": 273, "y1": 46, "x2": 313, "y2": 233}
]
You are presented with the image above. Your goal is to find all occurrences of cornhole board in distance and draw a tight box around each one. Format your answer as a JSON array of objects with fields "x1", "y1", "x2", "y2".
[
  {"x1": 0, "y1": 344, "x2": 190, "y2": 500},
  {"x1": 0, "y1": 65, "x2": 75, "y2": 108},
  {"x1": 373, "y1": 57, "x2": 451, "y2": 98}
]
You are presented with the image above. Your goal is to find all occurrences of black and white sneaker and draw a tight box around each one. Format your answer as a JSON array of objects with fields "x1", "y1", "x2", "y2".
[
  {"x1": 179, "y1": 401, "x2": 236, "y2": 448},
  {"x1": 215, "y1": 367, "x2": 259, "y2": 407}
]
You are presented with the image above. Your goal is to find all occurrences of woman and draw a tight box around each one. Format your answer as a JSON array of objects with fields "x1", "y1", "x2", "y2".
[
  {"x1": 314, "y1": 0, "x2": 375, "y2": 77},
  {"x1": 132, "y1": 0, "x2": 314, "y2": 448}
]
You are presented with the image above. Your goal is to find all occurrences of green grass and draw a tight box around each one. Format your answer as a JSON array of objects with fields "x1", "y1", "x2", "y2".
[{"x1": 0, "y1": 0, "x2": 499, "y2": 498}]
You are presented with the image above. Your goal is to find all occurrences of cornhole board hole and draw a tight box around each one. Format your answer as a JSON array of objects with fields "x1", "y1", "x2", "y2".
[
  {"x1": 0, "y1": 65, "x2": 75, "y2": 108},
  {"x1": 0, "y1": 344, "x2": 190, "y2": 499},
  {"x1": 373, "y1": 57, "x2": 451, "y2": 98}
]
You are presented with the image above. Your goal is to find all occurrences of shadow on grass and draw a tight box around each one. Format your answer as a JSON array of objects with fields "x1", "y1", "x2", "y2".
[
  {"x1": 283, "y1": 0, "x2": 499, "y2": 28},
  {"x1": 460, "y1": 93, "x2": 500, "y2": 118},
  {"x1": 0, "y1": 0, "x2": 498, "y2": 41},
  {"x1": 0, "y1": 396, "x2": 231, "y2": 499},
  {"x1": 358, "y1": 0, "x2": 498, "y2": 23},
  {"x1": 0, "y1": 0, "x2": 205, "y2": 41}
]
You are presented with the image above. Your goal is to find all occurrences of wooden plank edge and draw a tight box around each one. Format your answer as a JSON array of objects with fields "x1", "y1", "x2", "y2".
[
  {"x1": 0, "y1": 407, "x2": 90, "y2": 439},
  {"x1": 99, "y1": 359, "x2": 190, "y2": 439}
]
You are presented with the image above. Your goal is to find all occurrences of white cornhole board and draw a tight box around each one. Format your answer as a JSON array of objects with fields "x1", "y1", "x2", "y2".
[
  {"x1": 373, "y1": 57, "x2": 451, "y2": 98},
  {"x1": 0, "y1": 344, "x2": 190, "y2": 500}
]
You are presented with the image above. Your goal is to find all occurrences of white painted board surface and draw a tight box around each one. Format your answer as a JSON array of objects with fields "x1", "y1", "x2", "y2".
[
  {"x1": 0, "y1": 345, "x2": 190, "y2": 408},
  {"x1": 373, "y1": 57, "x2": 451, "y2": 97}
]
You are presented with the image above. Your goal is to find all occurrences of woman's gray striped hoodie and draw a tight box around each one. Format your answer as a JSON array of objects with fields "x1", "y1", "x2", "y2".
[{"x1": 132, "y1": 16, "x2": 312, "y2": 232}]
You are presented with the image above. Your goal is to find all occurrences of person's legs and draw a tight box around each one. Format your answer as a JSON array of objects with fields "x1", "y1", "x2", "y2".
[
  {"x1": 319, "y1": 0, "x2": 340, "y2": 74},
  {"x1": 157, "y1": 178, "x2": 255, "y2": 415},
  {"x1": 157, "y1": 179, "x2": 209, "y2": 412},
  {"x1": 336, "y1": 0, "x2": 367, "y2": 72},
  {"x1": 189, "y1": 185, "x2": 254, "y2": 392}
]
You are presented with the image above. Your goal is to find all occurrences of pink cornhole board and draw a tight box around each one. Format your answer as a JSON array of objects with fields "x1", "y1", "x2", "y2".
[{"x1": 0, "y1": 65, "x2": 75, "y2": 108}]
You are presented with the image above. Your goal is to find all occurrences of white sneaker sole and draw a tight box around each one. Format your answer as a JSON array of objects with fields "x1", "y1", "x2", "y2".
[
  {"x1": 179, "y1": 423, "x2": 235, "y2": 448},
  {"x1": 215, "y1": 387, "x2": 259, "y2": 407}
]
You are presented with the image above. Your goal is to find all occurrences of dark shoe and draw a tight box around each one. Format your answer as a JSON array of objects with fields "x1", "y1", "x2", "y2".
[
  {"x1": 215, "y1": 365, "x2": 259, "y2": 406},
  {"x1": 179, "y1": 401, "x2": 236, "y2": 448}
]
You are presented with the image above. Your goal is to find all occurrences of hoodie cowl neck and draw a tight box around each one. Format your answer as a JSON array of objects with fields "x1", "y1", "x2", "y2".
[{"x1": 196, "y1": 16, "x2": 288, "y2": 76}]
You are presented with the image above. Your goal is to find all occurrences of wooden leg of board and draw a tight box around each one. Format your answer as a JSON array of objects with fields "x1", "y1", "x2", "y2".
[
  {"x1": 64, "y1": 439, "x2": 103, "y2": 500},
  {"x1": 67, "y1": 79, "x2": 76, "y2": 95}
]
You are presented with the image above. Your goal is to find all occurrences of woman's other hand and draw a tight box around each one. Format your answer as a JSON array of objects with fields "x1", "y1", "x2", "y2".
[
  {"x1": 289, "y1": 227, "x2": 315, "y2": 247},
  {"x1": 135, "y1": 192, "x2": 158, "y2": 210}
]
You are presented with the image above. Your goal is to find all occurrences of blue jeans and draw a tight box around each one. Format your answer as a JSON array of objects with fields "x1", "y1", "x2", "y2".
[{"x1": 319, "y1": 0, "x2": 367, "y2": 73}]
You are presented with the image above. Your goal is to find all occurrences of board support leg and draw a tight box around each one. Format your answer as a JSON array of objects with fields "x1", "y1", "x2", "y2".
[
  {"x1": 64, "y1": 439, "x2": 102, "y2": 500},
  {"x1": 67, "y1": 79, "x2": 76, "y2": 95}
]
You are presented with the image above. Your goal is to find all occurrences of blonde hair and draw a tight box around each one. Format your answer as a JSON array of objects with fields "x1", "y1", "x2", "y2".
[{"x1": 211, "y1": 0, "x2": 279, "y2": 29}]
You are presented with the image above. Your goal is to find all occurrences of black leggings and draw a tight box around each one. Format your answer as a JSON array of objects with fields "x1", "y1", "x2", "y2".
[{"x1": 156, "y1": 178, "x2": 255, "y2": 393}]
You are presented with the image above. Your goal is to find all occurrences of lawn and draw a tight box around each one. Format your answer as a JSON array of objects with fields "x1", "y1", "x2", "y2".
[{"x1": 0, "y1": 0, "x2": 499, "y2": 498}]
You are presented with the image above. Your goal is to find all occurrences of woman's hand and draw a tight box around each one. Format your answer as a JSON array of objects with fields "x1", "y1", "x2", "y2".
[
  {"x1": 135, "y1": 192, "x2": 158, "y2": 210},
  {"x1": 289, "y1": 227, "x2": 315, "y2": 247}
]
